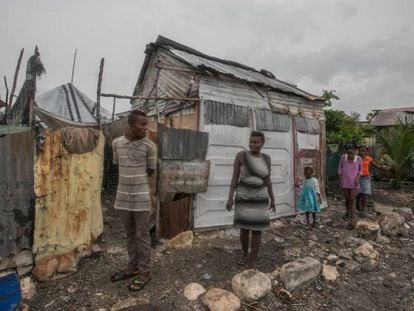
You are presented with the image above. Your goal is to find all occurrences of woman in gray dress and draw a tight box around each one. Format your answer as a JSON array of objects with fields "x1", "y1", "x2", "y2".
[{"x1": 226, "y1": 131, "x2": 276, "y2": 268}]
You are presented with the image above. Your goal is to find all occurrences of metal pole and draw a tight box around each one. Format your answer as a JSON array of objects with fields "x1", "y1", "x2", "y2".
[
  {"x1": 70, "y1": 49, "x2": 77, "y2": 84},
  {"x1": 96, "y1": 58, "x2": 104, "y2": 129}
]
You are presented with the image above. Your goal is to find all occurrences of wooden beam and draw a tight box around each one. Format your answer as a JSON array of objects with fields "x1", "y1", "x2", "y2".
[
  {"x1": 9, "y1": 48, "x2": 24, "y2": 108},
  {"x1": 155, "y1": 63, "x2": 200, "y2": 73},
  {"x1": 96, "y1": 58, "x2": 104, "y2": 129},
  {"x1": 100, "y1": 93, "x2": 199, "y2": 101}
]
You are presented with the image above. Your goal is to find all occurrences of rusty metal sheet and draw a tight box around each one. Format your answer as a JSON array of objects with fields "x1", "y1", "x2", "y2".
[
  {"x1": 255, "y1": 109, "x2": 291, "y2": 132},
  {"x1": 0, "y1": 127, "x2": 35, "y2": 258},
  {"x1": 159, "y1": 160, "x2": 210, "y2": 193},
  {"x1": 33, "y1": 129, "x2": 104, "y2": 260},
  {"x1": 159, "y1": 125, "x2": 209, "y2": 160},
  {"x1": 160, "y1": 196, "x2": 191, "y2": 238},
  {"x1": 204, "y1": 101, "x2": 250, "y2": 127}
]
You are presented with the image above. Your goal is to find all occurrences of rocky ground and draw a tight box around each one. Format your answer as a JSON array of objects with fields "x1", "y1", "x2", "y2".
[{"x1": 25, "y1": 182, "x2": 414, "y2": 311}]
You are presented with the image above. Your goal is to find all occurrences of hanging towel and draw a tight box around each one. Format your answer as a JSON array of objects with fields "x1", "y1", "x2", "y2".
[{"x1": 61, "y1": 127, "x2": 100, "y2": 154}]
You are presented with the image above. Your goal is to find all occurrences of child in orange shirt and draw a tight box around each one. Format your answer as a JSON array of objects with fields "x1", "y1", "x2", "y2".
[{"x1": 357, "y1": 146, "x2": 387, "y2": 216}]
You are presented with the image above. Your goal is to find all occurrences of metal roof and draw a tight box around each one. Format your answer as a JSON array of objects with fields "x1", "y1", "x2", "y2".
[
  {"x1": 35, "y1": 83, "x2": 111, "y2": 123},
  {"x1": 169, "y1": 48, "x2": 319, "y2": 100},
  {"x1": 372, "y1": 110, "x2": 414, "y2": 127}
]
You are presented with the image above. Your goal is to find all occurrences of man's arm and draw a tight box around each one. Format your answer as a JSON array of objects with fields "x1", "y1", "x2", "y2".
[
  {"x1": 147, "y1": 140, "x2": 157, "y2": 176},
  {"x1": 112, "y1": 140, "x2": 118, "y2": 165}
]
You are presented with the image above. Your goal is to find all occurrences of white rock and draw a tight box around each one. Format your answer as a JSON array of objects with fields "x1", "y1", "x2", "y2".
[
  {"x1": 396, "y1": 208, "x2": 414, "y2": 222},
  {"x1": 356, "y1": 220, "x2": 380, "y2": 240},
  {"x1": 322, "y1": 264, "x2": 339, "y2": 281},
  {"x1": 20, "y1": 277, "x2": 36, "y2": 300},
  {"x1": 376, "y1": 234, "x2": 390, "y2": 244},
  {"x1": 201, "y1": 288, "x2": 240, "y2": 311},
  {"x1": 15, "y1": 250, "x2": 34, "y2": 267},
  {"x1": 380, "y1": 212, "x2": 407, "y2": 237},
  {"x1": 279, "y1": 257, "x2": 322, "y2": 291},
  {"x1": 110, "y1": 297, "x2": 149, "y2": 311},
  {"x1": 184, "y1": 283, "x2": 206, "y2": 301},
  {"x1": 354, "y1": 242, "x2": 379, "y2": 260},
  {"x1": 327, "y1": 254, "x2": 339, "y2": 263},
  {"x1": 232, "y1": 269, "x2": 272, "y2": 301},
  {"x1": 167, "y1": 231, "x2": 194, "y2": 249},
  {"x1": 374, "y1": 203, "x2": 394, "y2": 214}
]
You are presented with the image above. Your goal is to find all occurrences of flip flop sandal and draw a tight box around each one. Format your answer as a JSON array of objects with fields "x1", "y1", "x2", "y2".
[
  {"x1": 129, "y1": 275, "x2": 151, "y2": 291},
  {"x1": 111, "y1": 270, "x2": 139, "y2": 282}
]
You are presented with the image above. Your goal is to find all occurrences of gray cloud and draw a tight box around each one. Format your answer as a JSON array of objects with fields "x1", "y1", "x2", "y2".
[{"x1": 0, "y1": 0, "x2": 413, "y2": 118}]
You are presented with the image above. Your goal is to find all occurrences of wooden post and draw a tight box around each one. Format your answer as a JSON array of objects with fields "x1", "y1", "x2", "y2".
[
  {"x1": 70, "y1": 49, "x2": 77, "y2": 84},
  {"x1": 9, "y1": 48, "x2": 24, "y2": 108},
  {"x1": 3, "y1": 76, "x2": 9, "y2": 124},
  {"x1": 96, "y1": 58, "x2": 104, "y2": 129},
  {"x1": 154, "y1": 67, "x2": 161, "y2": 241},
  {"x1": 111, "y1": 97, "x2": 116, "y2": 121}
]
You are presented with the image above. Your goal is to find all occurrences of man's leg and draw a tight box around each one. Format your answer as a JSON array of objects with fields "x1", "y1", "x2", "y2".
[
  {"x1": 121, "y1": 211, "x2": 139, "y2": 271},
  {"x1": 133, "y1": 211, "x2": 151, "y2": 275}
]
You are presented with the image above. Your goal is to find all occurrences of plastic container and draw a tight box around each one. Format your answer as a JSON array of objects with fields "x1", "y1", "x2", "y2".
[{"x1": 0, "y1": 271, "x2": 21, "y2": 311}]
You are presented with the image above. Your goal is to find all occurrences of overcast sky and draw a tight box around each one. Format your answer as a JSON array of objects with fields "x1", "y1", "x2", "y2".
[{"x1": 1, "y1": 0, "x2": 413, "y2": 118}]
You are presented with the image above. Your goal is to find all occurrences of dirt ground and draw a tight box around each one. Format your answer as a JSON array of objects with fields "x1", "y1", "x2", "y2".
[{"x1": 27, "y1": 182, "x2": 414, "y2": 311}]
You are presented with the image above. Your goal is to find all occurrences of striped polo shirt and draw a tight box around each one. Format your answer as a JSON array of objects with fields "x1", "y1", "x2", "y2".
[{"x1": 112, "y1": 135, "x2": 157, "y2": 212}]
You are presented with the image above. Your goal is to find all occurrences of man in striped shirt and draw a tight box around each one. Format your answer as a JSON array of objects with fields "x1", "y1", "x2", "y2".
[{"x1": 110, "y1": 110, "x2": 157, "y2": 291}]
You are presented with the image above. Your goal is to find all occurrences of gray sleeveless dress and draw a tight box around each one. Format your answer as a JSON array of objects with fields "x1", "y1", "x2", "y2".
[{"x1": 234, "y1": 151, "x2": 270, "y2": 231}]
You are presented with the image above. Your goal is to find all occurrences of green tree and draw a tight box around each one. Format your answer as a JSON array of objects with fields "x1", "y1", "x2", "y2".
[
  {"x1": 366, "y1": 110, "x2": 380, "y2": 122},
  {"x1": 378, "y1": 118, "x2": 414, "y2": 188},
  {"x1": 322, "y1": 90, "x2": 365, "y2": 145},
  {"x1": 321, "y1": 89, "x2": 339, "y2": 108}
]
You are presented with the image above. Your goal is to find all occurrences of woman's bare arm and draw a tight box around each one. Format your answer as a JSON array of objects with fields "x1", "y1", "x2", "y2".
[{"x1": 226, "y1": 152, "x2": 243, "y2": 211}]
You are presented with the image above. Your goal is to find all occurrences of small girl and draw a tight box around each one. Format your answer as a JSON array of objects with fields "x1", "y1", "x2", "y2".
[{"x1": 297, "y1": 166, "x2": 322, "y2": 228}]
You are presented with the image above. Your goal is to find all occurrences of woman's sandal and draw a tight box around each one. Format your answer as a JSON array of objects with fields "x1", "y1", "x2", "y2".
[
  {"x1": 111, "y1": 270, "x2": 139, "y2": 282},
  {"x1": 129, "y1": 274, "x2": 151, "y2": 291},
  {"x1": 347, "y1": 223, "x2": 355, "y2": 230}
]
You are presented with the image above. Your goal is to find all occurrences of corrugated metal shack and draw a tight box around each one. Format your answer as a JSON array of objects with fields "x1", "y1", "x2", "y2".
[
  {"x1": 1, "y1": 96, "x2": 106, "y2": 279},
  {"x1": 0, "y1": 126, "x2": 35, "y2": 275},
  {"x1": 131, "y1": 36, "x2": 326, "y2": 230}
]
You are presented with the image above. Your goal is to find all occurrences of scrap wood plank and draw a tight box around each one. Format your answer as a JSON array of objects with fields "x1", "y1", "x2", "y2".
[{"x1": 159, "y1": 160, "x2": 210, "y2": 193}]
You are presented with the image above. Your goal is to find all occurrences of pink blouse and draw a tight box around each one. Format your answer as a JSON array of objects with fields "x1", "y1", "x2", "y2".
[{"x1": 338, "y1": 154, "x2": 362, "y2": 189}]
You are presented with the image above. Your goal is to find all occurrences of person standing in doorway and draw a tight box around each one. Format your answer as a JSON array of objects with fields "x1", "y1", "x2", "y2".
[
  {"x1": 226, "y1": 131, "x2": 276, "y2": 268},
  {"x1": 110, "y1": 110, "x2": 157, "y2": 291},
  {"x1": 338, "y1": 145, "x2": 362, "y2": 230}
]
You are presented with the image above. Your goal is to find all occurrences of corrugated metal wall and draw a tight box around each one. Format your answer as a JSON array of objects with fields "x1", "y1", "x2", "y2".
[
  {"x1": 255, "y1": 109, "x2": 291, "y2": 132},
  {"x1": 204, "y1": 101, "x2": 250, "y2": 127},
  {"x1": 33, "y1": 129, "x2": 104, "y2": 260},
  {"x1": 0, "y1": 127, "x2": 35, "y2": 258},
  {"x1": 159, "y1": 125, "x2": 209, "y2": 160}
]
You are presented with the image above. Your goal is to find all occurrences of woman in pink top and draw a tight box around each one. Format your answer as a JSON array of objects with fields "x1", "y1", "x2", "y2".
[{"x1": 338, "y1": 146, "x2": 362, "y2": 230}]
